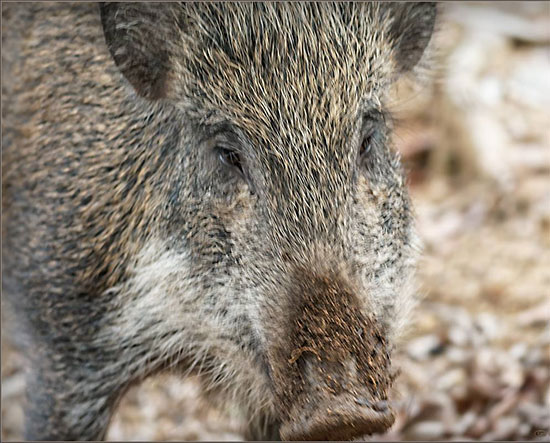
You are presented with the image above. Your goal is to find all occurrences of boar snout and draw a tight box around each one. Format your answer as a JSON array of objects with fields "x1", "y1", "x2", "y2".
[
  {"x1": 268, "y1": 269, "x2": 395, "y2": 440},
  {"x1": 279, "y1": 352, "x2": 395, "y2": 440},
  {"x1": 280, "y1": 391, "x2": 394, "y2": 441}
]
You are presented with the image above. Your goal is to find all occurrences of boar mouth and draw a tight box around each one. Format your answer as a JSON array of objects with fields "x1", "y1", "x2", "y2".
[{"x1": 266, "y1": 268, "x2": 395, "y2": 440}]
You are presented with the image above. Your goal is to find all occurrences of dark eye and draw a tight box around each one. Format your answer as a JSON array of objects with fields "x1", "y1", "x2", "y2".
[
  {"x1": 358, "y1": 114, "x2": 385, "y2": 165},
  {"x1": 358, "y1": 127, "x2": 377, "y2": 166},
  {"x1": 217, "y1": 146, "x2": 244, "y2": 176},
  {"x1": 359, "y1": 130, "x2": 374, "y2": 159}
]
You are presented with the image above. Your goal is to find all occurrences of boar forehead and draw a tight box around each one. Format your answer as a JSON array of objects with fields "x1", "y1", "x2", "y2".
[
  {"x1": 174, "y1": 3, "x2": 395, "y2": 141},
  {"x1": 171, "y1": 3, "x2": 398, "y2": 241}
]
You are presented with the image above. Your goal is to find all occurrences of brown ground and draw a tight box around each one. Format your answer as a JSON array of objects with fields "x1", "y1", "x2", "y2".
[{"x1": 2, "y1": 2, "x2": 549, "y2": 441}]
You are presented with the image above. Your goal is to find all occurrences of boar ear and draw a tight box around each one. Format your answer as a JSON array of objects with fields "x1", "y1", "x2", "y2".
[
  {"x1": 382, "y1": 3, "x2": 437, "y2": 73},
  {"x1": 100, "y1": 2, "x2": 180, "y2": 100}
]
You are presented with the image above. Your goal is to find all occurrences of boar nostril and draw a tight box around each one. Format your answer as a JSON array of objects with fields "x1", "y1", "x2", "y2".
[
  {"x1": 372, "y1": 399, "x2": 389, "y2": 412},
  {"x1": 355, "y1": 397, "x2": 372, "y2": 407},
  {"x1": 355, "y1": 398, "x2": 389, "y2": 412}
]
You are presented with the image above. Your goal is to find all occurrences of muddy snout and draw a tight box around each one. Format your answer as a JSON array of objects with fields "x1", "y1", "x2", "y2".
[
  {"x1": 270, "y1": 271, "x2": 396, "y2": 440},
  {"x1": 281, "y1": 393, "x2": 394, "y2": 441},
  {"x1": 279, "y1": 356, "x2": 395, "y2": 440},
  {"x1": 281, "y1": 356, "x2": 394, "y2": 440}
]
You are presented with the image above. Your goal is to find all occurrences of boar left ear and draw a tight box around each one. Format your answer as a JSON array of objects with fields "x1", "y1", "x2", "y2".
[
  {"x1": 382, "y1": 2, "x2": 437, "y2": 73},
  {"x1": 99, "y1": 2, "x2": 181, "y2": 100}
]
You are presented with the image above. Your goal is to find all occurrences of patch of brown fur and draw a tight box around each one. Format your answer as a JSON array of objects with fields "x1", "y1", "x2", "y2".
[{"x1": 2, "y1": 3, "x2": 181, "y2": 296}]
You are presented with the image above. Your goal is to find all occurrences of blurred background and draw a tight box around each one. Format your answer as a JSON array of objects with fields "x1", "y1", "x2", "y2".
[{"x1": 2, "y1": 2, "x2": 549, "y2": 441}]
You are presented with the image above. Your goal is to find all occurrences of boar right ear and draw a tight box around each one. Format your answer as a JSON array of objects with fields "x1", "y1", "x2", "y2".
[
  {"x1": 100, "y1": 2, "x2": 180, "y2": 100},
  {"x1": 381, "y1": 3, "x2": 437, "y2": 74}
]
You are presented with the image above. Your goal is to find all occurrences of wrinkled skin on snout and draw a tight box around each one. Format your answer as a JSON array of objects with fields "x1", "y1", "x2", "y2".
[{"x1": 2, "y1": 2, "x2": 436, "y2": 440}]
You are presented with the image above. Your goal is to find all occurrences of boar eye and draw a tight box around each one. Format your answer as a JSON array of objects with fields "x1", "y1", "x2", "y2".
[
  {"x1": 358, "y1": 114, "x2": 384, "y2": 165},
  {"x1": 217, "y1": 146, "x2": 244, "y2": 176},
  {"x1": 359, "y1": 131, "x2": 373, "y2": 159},
  {"x1": 358, "y1": 126, "x2": 377, "y2": 165}
]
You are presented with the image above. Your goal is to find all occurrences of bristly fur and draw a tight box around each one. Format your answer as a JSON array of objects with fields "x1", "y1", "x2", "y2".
[{"x1": 2, "y1": 2, "x2": 436, "y2": 440}]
